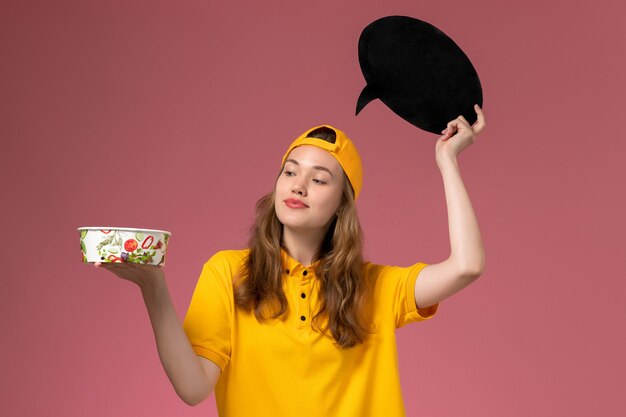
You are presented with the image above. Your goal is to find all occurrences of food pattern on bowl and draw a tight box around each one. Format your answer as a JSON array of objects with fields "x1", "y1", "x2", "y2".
[{"x1": 79, "y1": 228, "x2": 170, "y2": 266}]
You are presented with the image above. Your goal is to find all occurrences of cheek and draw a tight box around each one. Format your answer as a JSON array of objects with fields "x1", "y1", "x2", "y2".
[
  {"x1": 321, "y1": 188, "x2": 343, "y2": 212},
  {"x1": 274, "y1": 178, "x2": 285, "y2": 196},
  {"x1": 276, "y1": 174, "x2": 290, "y2": 190}
]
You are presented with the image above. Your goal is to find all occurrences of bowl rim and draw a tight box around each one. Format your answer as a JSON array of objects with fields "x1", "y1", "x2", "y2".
[{"x1": 77, "y1": 227, "x2": 171, "y2": 235}]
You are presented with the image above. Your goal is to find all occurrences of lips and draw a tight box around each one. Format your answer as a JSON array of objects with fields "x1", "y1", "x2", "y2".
[{"x1": 284, "y1": 198, "x2": 309, "y2": 208}]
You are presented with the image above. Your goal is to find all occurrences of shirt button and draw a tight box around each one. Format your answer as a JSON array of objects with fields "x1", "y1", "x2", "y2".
[
  {"x1": 303, "y1": 270, "x2": 308, "y2": 276},
  {"x1": 300, "y1": 316, "x2": 306, "y2": 321},
  {"x1": 301, "y1": 293, "x2": 306, "y2": 299}
]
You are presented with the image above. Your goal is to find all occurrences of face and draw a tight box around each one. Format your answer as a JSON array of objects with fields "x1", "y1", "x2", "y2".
[{"x1": 274, "y1": 145, "x2": 344, "y2": 233}]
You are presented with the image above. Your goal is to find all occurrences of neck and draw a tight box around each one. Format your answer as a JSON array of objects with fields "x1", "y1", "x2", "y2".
[{"x1": 281, "y1": 225, "x2": 329, "y2": 267}]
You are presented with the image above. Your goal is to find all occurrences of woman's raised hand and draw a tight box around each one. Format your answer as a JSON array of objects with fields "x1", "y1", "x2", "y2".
[
  {"x1": 435, "y1": 104, "x2": 486, "y2": 164},
  {"x1": 94, "y1": 261, "x2": 165, "y2": 290}
]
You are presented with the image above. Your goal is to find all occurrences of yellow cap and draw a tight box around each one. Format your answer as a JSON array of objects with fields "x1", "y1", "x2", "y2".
[{"x1": 281, "y1": 125, "x2": 363, "y2": 200}]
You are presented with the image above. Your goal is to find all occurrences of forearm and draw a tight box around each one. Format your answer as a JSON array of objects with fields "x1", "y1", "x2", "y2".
[
  {"x1": 140, "y1": 279, "x2": 213, "y2": 405},
  {"x1": 438, "y1": 156, "x2": 485, "y2": 274}
]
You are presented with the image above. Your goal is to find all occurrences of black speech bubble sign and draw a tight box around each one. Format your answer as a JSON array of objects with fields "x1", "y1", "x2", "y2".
[{"x1": 356, "y1": 16, "x2": 483, "y2": 135}]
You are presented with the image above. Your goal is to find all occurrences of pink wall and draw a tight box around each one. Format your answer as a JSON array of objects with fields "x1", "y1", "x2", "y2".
[{"x1": 2, "y1": 0, "x2": 625, "y2": 416}]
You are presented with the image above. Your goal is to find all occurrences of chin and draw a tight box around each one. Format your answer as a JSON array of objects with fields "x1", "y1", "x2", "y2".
[
  {"x1": 277, "y1": 216, "x2": 311, "y2": 230},
  {"x1": 277, "y1": 214, "x2": 318, "y2": 232},
  {"x1": 275, "y1": 206, "x2": 330, "y2": 232}
]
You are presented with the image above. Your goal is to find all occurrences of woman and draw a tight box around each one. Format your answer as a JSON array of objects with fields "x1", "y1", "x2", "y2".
[{"x1": 95, "y1": 105, "x2": 486, "y2": 416}]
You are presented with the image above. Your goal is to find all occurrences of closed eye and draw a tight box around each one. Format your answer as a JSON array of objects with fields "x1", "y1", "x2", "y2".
[{"x1": 313, "y1": 179, "x2": 327, "y2": 185}]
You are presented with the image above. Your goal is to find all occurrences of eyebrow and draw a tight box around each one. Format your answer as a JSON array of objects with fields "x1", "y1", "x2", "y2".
[{"x1": 285, "y1": 159, "x2": 334, "y2": 178}]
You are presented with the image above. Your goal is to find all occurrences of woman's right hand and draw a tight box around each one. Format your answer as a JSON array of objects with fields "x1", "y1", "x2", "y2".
[{"x1": 94, "y1": 261, "x2": 165, "y2": 290}]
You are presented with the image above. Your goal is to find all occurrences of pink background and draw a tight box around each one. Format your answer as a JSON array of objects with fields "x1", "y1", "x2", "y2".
[{"x1": 1, "y1": 0, "x2": 625, "y2": 416}]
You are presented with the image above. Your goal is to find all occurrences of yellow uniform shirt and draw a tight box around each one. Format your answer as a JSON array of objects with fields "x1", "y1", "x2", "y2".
[{"x1": 183, "y1": 249, "x2": 439, "y2": 417}]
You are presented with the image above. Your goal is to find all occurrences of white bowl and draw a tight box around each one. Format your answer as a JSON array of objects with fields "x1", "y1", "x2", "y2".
[{"x1": 78, "y1": 227, "x2": 171, "y2": 266}]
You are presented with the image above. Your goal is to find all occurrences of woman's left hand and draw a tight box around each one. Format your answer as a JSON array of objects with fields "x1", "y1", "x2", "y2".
[{"x1": 435, "y1": 104, "x2": 486, "y2": 164}]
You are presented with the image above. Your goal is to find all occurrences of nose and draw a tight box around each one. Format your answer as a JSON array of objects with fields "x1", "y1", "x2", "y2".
[{"x1": 291, "y1": 178, "x2": 307, "y2": 196}]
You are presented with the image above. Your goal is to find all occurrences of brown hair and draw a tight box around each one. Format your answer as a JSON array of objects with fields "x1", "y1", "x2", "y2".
[{"x1": 233, "y1": 128, "x2": 374, "y2": 348}]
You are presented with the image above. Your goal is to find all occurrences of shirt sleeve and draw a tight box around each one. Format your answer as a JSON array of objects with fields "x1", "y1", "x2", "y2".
[
  {"x1": 370, "y1": 261, "x2": 439, "y2": 329},
  {"x1": 182, "y1": 251, "x2": 235, "y2": 371}
]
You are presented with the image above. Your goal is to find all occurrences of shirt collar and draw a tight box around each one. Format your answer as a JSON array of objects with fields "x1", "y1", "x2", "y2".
[{"x1": 280, "y1": 247, "x2": 322, "y2": 275}]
